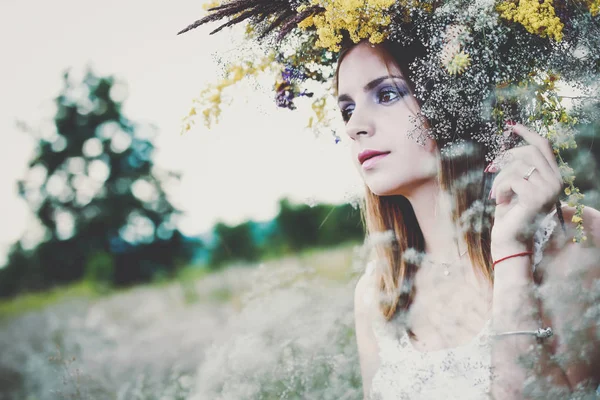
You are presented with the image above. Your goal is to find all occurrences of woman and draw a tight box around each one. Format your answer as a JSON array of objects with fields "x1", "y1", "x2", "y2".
[
  {"x1": 339, "y1": 39, "x2": 600, "y2": 399},
  {"x1": 178, "y1": 2, "x2": 600, "y2": 398}
]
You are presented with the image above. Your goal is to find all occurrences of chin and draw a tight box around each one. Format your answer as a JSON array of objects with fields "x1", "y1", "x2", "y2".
[
  {"x1": 364, "y1": 168, "x2": 437, "y2": 197},
  {"x1": 364, "y1": 175, "x2": 405, "y2": 197}
]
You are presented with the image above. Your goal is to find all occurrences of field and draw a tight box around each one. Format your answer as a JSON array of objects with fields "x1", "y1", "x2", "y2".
[{"x1": 0, "y1": 243, "x2": 365, "y2": 400}]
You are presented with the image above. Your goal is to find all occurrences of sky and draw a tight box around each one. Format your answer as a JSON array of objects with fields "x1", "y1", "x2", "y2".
[{"x1": 0, "y1": 0, "x2": 363, "y2": 263}]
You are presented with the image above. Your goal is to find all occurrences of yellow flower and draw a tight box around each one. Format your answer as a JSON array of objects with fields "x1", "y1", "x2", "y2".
[
  {"x1": 296, "y1": 0, "x2": 396, "y2": 51},
  {"x1": 208, "y1": 92, "x2": 221, "y2": 104},
  {"x1": 590, "y1": 0, "x2": 600, "y2": 16},
  {"x1": 440, "y1": 25, "x2": 472, "y2": 75},
  {"x1": 231, "y1": 66, "x2": 245, "y2": 81},
  {"x1": 298, "y1": 15, "x2": 314, "y2": 29},
  {"x1": 571, "y1": 215, "x2": 582, "y2": 224},
  {"x1": 497, "y1": 0, "x2": 564, "y2": 41},
  {"x1": 444, "y1": 51, "x2": 471, "y2": 75},
  {"x1": 181, "y1": 54, "x2": 276, "y2": 131},
  {"x1": 369, "y1": 31, "x2": 386, "y2": 44}
]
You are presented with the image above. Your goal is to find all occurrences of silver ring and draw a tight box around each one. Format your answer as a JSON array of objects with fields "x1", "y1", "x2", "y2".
[{"x1": 523, "y1": 166, "x2": 536, "y2": 180}]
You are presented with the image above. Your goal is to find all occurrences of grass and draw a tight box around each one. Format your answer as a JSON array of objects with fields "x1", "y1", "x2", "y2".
[
  {"x1": 2, "y1": 240, "x2": 599, "y2": 399},
  {"x1": 0, "y1": 243, "x2": 365, "y2": 400},
  {"x1": 0, "y1": 241, "x2": 363, "y2": 322},
  {"x1": 0, "y1": 281, "x2": 100, "y2": 321},
  {"x1": 174, "y1": 265, "x2": 212, "y2": 282},
  {"x1": 0, "y1": 263, "x2": 215, "y2": 321},
  {"x1": 297, "y1": 240, "x2": 362, "y2": 282}
]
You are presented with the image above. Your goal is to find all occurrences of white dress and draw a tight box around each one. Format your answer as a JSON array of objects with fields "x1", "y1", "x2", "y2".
[{"x1": 364, "y1": 207, "x2": 560, "y2": 400}]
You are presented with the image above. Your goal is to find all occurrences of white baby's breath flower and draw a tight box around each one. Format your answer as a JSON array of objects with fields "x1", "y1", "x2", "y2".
[
  {"x1": 402, "y1": 247, "x2": 425, "y2": 265},
  {"x1": 366, "y1": 230, "x2": 396, "y2": 247}
]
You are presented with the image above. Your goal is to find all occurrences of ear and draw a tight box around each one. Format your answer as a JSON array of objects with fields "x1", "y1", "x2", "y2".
[{"x1": 424, "y1": 136, "x2": 438, "y2": 153}]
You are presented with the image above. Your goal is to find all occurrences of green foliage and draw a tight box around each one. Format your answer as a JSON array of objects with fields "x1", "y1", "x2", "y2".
[
  {"x1": 175, "y1": 264, "x2": 210, "y2": 282},
  {"x1": 565, "y1": 99, "x2": 600, "y2": 208},
  {"x1": 84, "y1": 251, "x2": 115, "y2": 292},
  {"x1": 0, "y1": 281, "x2": 98, "y2": 321},
  {"x1": 203, "y1": 199, "x2": 364, "y2": 270},
  {"x1": 0, "y1": 68, "x2": 196, "y2": 298},
  {"x1": 210, "y1": 221, "x2": 260, "y2": 267},
  {"x1": 273, "y1": 198, "x2": 364, "y2": 252}
]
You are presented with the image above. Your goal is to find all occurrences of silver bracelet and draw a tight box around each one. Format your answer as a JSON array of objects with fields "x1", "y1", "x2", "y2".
[{"x1": 492, "y1": 327, "x2": 554, "y2": 340}]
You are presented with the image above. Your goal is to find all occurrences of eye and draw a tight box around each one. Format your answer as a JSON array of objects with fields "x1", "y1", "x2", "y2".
[
  {"x1": 340, "y1": 104, "x2": 354, "y2": 123},
  {"x1": 377, "y1": 87, "x2": 401, "y2": 104}
]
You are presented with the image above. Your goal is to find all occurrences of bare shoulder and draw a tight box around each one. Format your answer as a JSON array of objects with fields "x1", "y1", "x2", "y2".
[
  {"x1": 354, "y1": 266, "x2": 376, "y2": 312},
  {"x1": 544, "y1": 203, "x2": 600, "y2": 255},
  {"x1": 354, "y1": 263, "x2": 379, "y2": 339},
  {"x1": 540, "y1": 203, "x2": 600, "y2": 288},
  {"x1": 558, "y1": 203, "x2": 600, "y2": 280},
  {"x1": 354, "y1": 263, "x2": 381, "y2": 399},
  {"x1": 538, "y1": 204, "x2": 600, "y2": 389},
  {"x1": 558, "y1": 204, "x2": 600, "y2": 244}
]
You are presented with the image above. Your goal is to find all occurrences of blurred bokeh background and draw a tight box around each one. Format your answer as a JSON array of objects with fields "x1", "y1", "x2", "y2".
[
  {"x1": 0, "y1": 1, "x2": 368, "y2": 398},
  {"x1": 1, "y1": 1, "x2": 599, "y2": 399}
]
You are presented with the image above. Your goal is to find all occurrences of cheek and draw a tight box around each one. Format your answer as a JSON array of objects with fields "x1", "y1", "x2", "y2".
[
  {"x1": 362, "y1": 143, "x2": 438, "y2": 193},
  {"x1": 388, "y1": 149, "x2": 437, "y2": 176},
  {"x1": 388, "y1": 125, "x2": 431, "y2": 159},
  {"x1": 349, "y1": 143, "x2": 360, "y2": 170}
]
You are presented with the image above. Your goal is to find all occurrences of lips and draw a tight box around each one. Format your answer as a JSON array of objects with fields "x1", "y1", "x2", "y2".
[{"x1": 358, "y1": 149, "x2": 391, "y2": 165}]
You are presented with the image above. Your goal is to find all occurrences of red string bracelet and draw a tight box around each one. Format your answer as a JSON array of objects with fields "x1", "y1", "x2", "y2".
[{"x1": 492, "y1": 251, "x2": 534, "y2": 270}]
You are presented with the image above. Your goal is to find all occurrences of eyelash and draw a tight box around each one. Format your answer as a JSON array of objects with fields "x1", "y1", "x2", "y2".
[{"x1": 341, "y1": 85, "x2": 409, "y2": 123}]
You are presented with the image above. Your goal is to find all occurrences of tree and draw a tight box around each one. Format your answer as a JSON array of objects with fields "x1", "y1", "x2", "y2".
[
  {"x1": 0, "y1": 68, "x2": 196, "y2": 297},
  {"x1": 274, "y1": 198, "x2": 364, "y2": 253},
  {"x1": 568, "y1": 100, "x2": 600, "y2": 203},
  {"x1": 210, "y1": 221, "x2": 260, "y2": 268}
]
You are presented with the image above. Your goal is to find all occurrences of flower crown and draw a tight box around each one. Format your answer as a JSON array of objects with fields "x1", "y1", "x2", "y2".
[{"x1": 178, "y1": 0, "x2": 600, "y2": 242}]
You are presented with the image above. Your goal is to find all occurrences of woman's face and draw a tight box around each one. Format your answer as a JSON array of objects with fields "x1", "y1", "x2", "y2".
[{"x1": 337, "y1": 42, "x2": 438, "y2": 197}]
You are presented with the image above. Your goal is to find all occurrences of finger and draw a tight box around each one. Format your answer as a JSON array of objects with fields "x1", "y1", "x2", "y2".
[
  {"x1": 495, "y1": 173, "x2": 558, "y2": 214},
  {"x1": 499, "y1": 145, "x2": 559, "y2": 186},
  {"x1": 491, "y1": 160, "x2": 546, "y2": 202},
  {"x1": 506, "y1": 123, "x2": 562, "y2": 181},
  {"x1": 490, "y1": 155, "x2": 549, "y2": 192},
  {"x1": 494, "y1": 176, "x2": 534, "y2": 206}
]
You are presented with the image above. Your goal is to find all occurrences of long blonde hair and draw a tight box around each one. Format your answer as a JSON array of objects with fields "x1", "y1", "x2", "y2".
[
  {"x1": 335, "y1": 39, "x2": 495, "y2": 332},
  {"x1": 361, "y1": 151, "x2": 495, "y2": 324}
]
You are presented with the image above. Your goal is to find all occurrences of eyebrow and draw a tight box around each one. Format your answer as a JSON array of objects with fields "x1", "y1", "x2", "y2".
[{"x1": 337, "y1": 75, "x2": 406, "y2": 103}]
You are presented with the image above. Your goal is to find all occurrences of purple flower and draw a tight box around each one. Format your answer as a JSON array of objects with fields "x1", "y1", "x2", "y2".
[
  {"x1": 281, "y1": 66, "x2": 306, "y2": 82},
  {"x1": 275, "y1": 81, "x2": 313, "y2": 110}
]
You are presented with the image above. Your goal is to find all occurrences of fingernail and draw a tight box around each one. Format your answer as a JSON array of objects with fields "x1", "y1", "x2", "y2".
[{"x1": 506, "y1": 120, "x2": 516, "y2": 126}]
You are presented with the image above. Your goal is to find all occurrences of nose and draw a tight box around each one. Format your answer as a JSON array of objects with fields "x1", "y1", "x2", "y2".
[{"x1": 345, "y1": 107, "x2": 374, "y2": 140}]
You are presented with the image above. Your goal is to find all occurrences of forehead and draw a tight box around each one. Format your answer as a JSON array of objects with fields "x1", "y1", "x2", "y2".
[{"x1": 337, "y1": 43, "x2": 404, "y2": 94}]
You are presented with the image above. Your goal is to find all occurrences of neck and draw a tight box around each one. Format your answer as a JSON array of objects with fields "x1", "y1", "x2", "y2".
[{"x1": 402, "y1": 178, "x2": 468, "y2": 265}]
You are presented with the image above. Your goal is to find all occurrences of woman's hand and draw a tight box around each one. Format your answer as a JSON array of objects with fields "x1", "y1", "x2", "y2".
[{"x1": 487, "y1": 122, "x2": 564, "y2": 256}]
